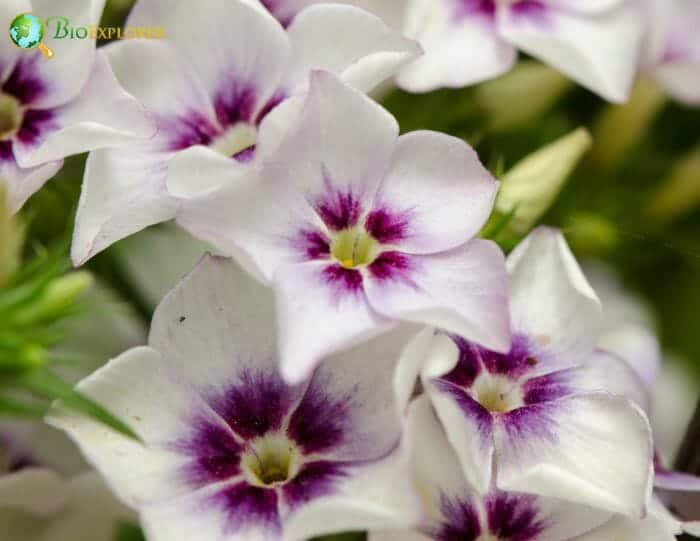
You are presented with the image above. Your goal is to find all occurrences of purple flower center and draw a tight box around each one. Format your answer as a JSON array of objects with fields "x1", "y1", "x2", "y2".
[
  {"x1": 437, "y1": 334, "x2": 573, "y2": 415},
  {"x1": 433, "y1": 492, "x2": 546, "y2": 541},
  {"x1": 454, "y1": 0, "x2": 548, "y2": 22}
]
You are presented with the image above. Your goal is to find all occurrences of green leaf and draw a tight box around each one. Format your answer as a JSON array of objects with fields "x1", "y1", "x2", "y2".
[
  {"x1": 14, "y1": 369, "x2": 141, "y2": 441},
  {"x1": 0, "y1": 396, "x2": 46, "y2": 418},
  {"x1": 113, "y1": 521, "x2": 146, "y2": 541},
  {"x1": 312, "y1": 533, "x2": 366, "y2": 541}
]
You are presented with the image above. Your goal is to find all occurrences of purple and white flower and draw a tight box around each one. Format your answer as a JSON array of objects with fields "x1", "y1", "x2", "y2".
[
  {"x1": 397, "y1": 0, "x2": 644, "y2": 102},
  {"x1": 643, "y1": 0, "x2": 700, "y2": 105},
  {"x1": 71, "y1": 0, "x2": 420, "y2": 264},
  {"x1": 48, "y1": 254, "x2": 421, "y2": 541},
  {"x1": 369, "y1": 396, "x2": 612, "y2": 541},
  {"x1": 0, "y1": 0, "x2": 156, "y2": 212},
  {"x1": 176, "y1": 71, "x2": 510, "y2": 383},
  {"x1": 404, "y1": 227, "x2": 654, "y2": 517}
]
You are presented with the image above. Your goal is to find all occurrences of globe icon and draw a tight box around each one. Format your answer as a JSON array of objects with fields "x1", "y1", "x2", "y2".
[{"x1": 8, "y1": 13, "x2": 53, "y2": 58}]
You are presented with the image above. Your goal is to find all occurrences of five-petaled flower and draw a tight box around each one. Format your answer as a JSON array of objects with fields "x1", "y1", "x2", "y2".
[
  {"x1": 49, "y1": 255, "x2": 421, "y2": 541},
  {"x1": 70, "y1": 0, "x2": 419, "y2": 264},
  {"x1": 0, "y1": 0, "x2": 156, "y2": 213},
  {"x1": 403, "y1": 228, "x2": 654, "y2": 517},
  {"x1": 176, "y1": 71, "x2": 511, "y2": 383}
]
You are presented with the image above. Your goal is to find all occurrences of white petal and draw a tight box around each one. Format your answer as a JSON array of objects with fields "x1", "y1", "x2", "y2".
[
  {"x1": 283, "y1": 444, "x2": 421, "y2": 540},
  {"x1": 46, "y1": 346, "x2": 215, "y2": 508},
  {"x1": 376, "y1": 131, "x2": 498, "y2": 254},
  {"x1": 369, "y1": 531, "x2": 430, "y2": 541},
  {"x1": 14, "y1": 51, "x2": 156, "y2": 168},
  {"x1": 285, "y1": 4, "x2": 421, "y2": 94},
  {"x1": 686, "y1": 522, "x2": 700, "y2": 537},
  {"x1": 654, "y1": 62, "x2": 700, "y2": 106},
  {"x1": 495, "y1": 392, "x2": 654, "y2": 517},
  {"x1": 545, "y1": 0, "x2": 625, "y2": 14},
  {"x1": 499, "y1": 0, "x2": 644, "y2": 103},
  {"x1": 398, "y1": 0, "x2": 516, "y2": 92},
  {"x1": 148, "y1": 254, "x2": 280, "y2": 394},
  {"x1": 30, "y1": 0, "x2": 105, "y2": 108},
  {"x1": 0, "y1": 468, "x2": 66, "y2": 514},
  {"x1": 103, "y1": 38, "x2": 213, "y2": 120},
  {"x1": 274, "y1": 260, "x2": 393, "y2": 384},
  {"x1": 423, "y1": 376, "x2": 495, "y2": 494},
  {"x1": 365, "y1": 239, "x2": 511, "y2": 354},
  {"x1": 572, "y1": 349, "x2": 650, "y2": 412},
  {"x1": 507, "y1": 227, "x2": 602, "y2": 369},
  {"x1": 166, "y1": 145, "x2": 251, "y2": 199},
  {"x1": 394, "y1": 328, "x2": 459, "y2": 414},
  {"x1": 0, "y1": 157, "x2": 63, "y2": 213},
  {"x1": 71, "y1": 148, "x2": 177, "y2": 265}
]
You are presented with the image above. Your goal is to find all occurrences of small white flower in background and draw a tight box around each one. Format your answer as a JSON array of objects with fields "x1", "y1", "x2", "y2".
[
  {"x1": 643, "y1": 0, "x2": 700, "y2": 105},
  {"x1": 176, "y1": 71, "x2": 510, "y2": 384},
  {"x1": 1, "y1": 429, "x2": 133, "y2": 541},
  {"x1": 49, "y1": 255, "x2": 422, "y2": 541},
  {"x1": 402, "y1": 227, "x2": 654, "y2": 516},
  {"x1": 70, "y1": 0, "x2": 420, "y2": 265},
  {"x1": 397, "y1": 0, "x2": 644, "y2": 102},
  {"x1": 369, "y1": 396, "x2": 612, "y2": 541},
  {"x1": 0, "y1": 0, "x2": 156, "y2": 213}
]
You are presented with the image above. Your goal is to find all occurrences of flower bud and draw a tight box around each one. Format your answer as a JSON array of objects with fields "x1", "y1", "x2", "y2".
[
  {"x1": 11, "y1": 272, "x2": 94, "y2": 326},
  {"x1": 496, "y1": 128, "x2": 593, "y2": 233}
]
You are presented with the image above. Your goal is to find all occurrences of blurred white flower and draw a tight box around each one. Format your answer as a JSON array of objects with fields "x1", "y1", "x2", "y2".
[
  {"x1": 403, "y1": 228, "x2": 654, "y2": 517},
  {"x1": 177, "y1": 72, "x2": 510, "y2": 383},
  {"x1": 71, "y1": 0, "x2": 420, "y2": 265},
  {"x1": 0, "y1": 0, "x2": 156, "y2": 212},
  {"x1": 49, "y1": 255, "x2": 422, "y2": 541},
  {"x1": 397, "y1": 0, "x2": 644, "y2": 102},
  {"x1": 643, "y1": 0, "x2": 700, "y2": 105}
]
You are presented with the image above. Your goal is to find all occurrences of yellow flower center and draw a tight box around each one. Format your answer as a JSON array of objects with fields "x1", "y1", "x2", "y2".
[
  {"x1": 0, "y1": 94, "x2": 22, "y2": 141},
  {"x1": 209, "y1": 122, "x2": 257, "y2": 158},
  {"x1": 473, "y1": 374, "x2": 522, "y2": 414},
  {"x1": 331, "y1": 228, "x2": 378, "y2": 269},
  {"x1": 241, "y1": 435, "x2": 301, "y2": 487}
]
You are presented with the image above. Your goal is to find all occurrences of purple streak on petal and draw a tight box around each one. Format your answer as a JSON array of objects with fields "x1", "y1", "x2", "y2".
[
  {"x1": 260, "y1": 0, "x2": 294, "y2": 27},
  {"x1": 282, "y1": 460, "x2": 348, "y2": 509},
  {"x1": 287, "y1": 371, "x2": 352, "y2": 455},
  {"x1": 175, "y1": 418, "x2": 243, "y2": 487},
  {"x1": 0, "y1": 141, "x2": 13, "y2": 163},
  {"x1": 294, "y1": 229, "x2": 330, "y2": 261},
  {"x1": 454, "y1": 0, "x2": 496, "y2": 20},
  {"x1": 0, "y1": 433, "x2": 39, "y2": 472},
  {"x1": 163, "y1": 110, "x2": 220, "y2": 151},
  {"x1": 434, "y1": 379, "x2": 494, "y2": 440},
  {"x1": 211, "y1": 481, "x2": 281, "y2": 536},
  {"x1": 654, "y1": 453, "x2": 700, "y2": 492},
  {"x1": 486, "y1": 491, "x2": 547, "y2": 541},
  {"x1": 15, "y1": 108, "x2": 57, "y2": 147},
  {"x1": 507, "y1": 0, "x2": 550, "y2": 26},
  {"x1": 2, "y1": 56, "x2": 47, "y2": 105},
  {"x1": 214, "y1": 85, "x2": 257, "y2": 128},
  {"x1": 442, "y1": 335, "x2": 484, "y2": 388},
  {"x1": 321, "y1": 264, "x2": 364, "y2": 296},
  {"x1": 313, "y1": 168, "x2": 363, "y2": 231},
  {"x1": 233, "y1": 146, "x2": 256, "y2": 163},
  {"x1": 432, "y1": 492, "x2": 481, "y2": 541},
  {"x1": 254, "y1": 90, "x2": 286, "y2": 125},
  {"x1": 500, "y1": 402, "x2": 560, "y2": 445},
  {"x1": 368, "y1": 251, "x2": 417, "y2": 286},
  {"x1": 522, "y1": 369, "x2": 573, "y2": 406},
  {"x1": 211, "y1": 368, "x2": 298, "y2": 440},
  {"x1": 446, "y1": 333, "x2": 538, "y2": 381},
  {"x1": 364, "y1": 207, "x2": 411, "y2": 244}
]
